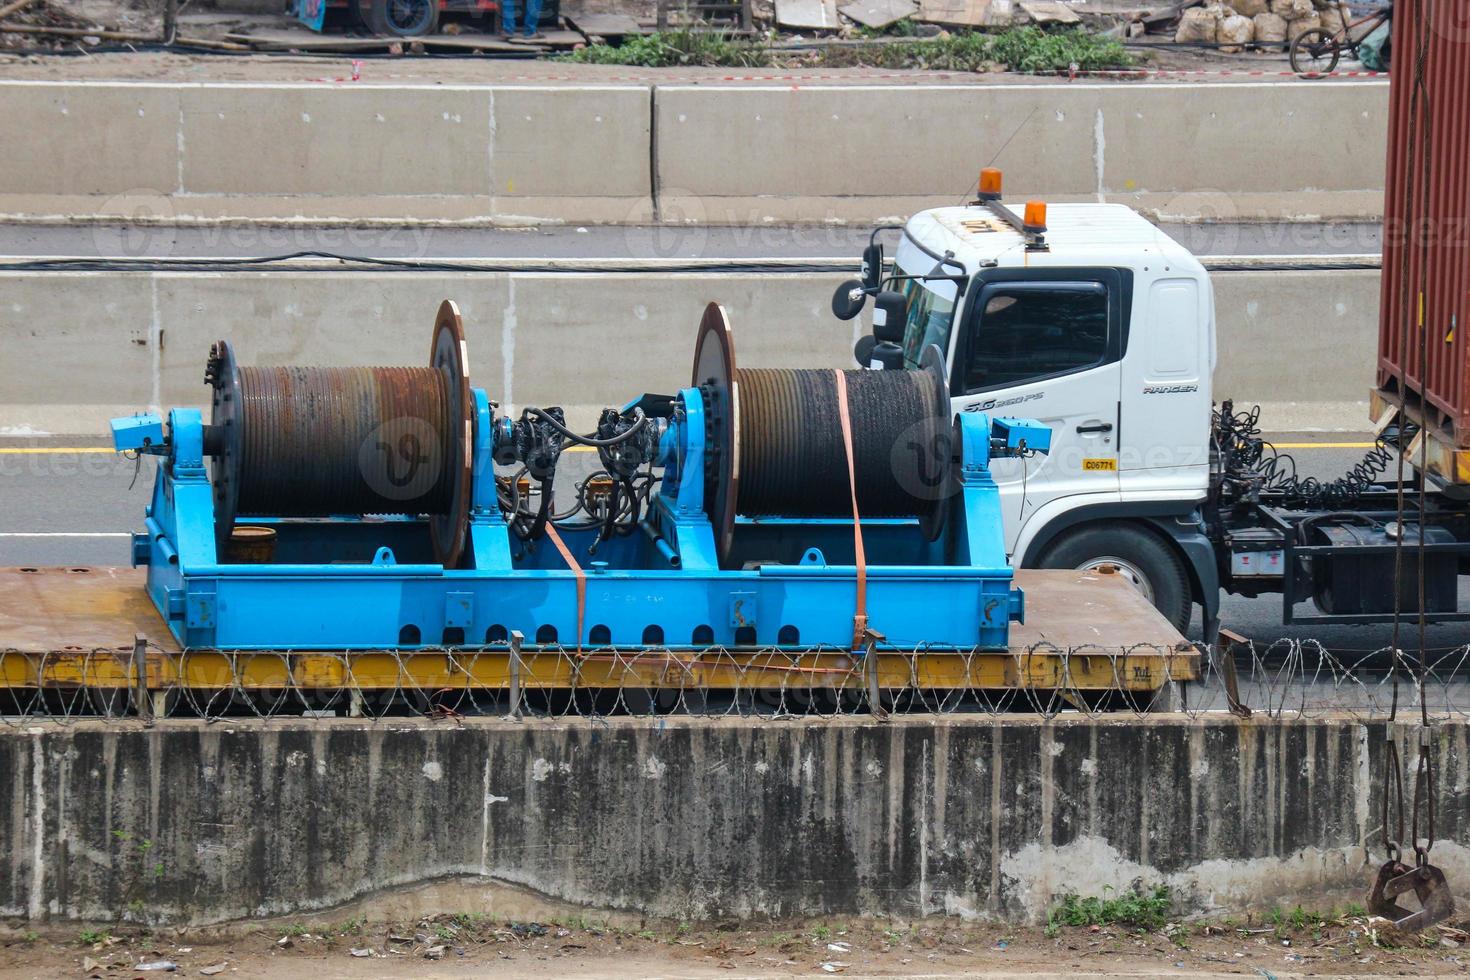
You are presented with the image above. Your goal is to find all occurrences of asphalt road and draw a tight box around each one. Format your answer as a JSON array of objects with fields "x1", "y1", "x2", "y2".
[
  {"x1": 0, "y1": 221, "x2": 1383, "y2": 260},
  {"x1": 6, "y1": 432, "x2": 1468, "y2": 654}
]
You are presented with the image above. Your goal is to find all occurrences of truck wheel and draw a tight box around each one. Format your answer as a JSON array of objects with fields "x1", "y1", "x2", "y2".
[
  {"x1": 369, "y1": 0, "x2": 438, "y2": 36},
  {"x1": 1038, "y1": 525, "x2": 1193, "y2": 634}
]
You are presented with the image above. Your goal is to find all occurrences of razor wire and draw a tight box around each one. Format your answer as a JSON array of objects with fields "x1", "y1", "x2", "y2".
[{"x1": 3, "y1": 638, "x2": 1470, "y2": 725}]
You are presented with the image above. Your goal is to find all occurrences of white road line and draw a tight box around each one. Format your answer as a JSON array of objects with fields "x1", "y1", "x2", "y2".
[{"x1": 0, "y1": 532, "x2": 130, "y2": 538}]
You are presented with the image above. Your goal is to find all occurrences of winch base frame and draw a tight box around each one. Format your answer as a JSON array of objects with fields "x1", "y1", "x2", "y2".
[{"x1": 129, "y1": 393, "x2": 1030, "y2": 653}]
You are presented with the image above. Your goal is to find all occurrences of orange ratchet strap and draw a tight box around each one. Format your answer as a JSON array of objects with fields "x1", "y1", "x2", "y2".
[
  {"x1": 832, "y1": 370, "x2": 868, "y2": 650},
  {"x1": 543, "y1": 523, "x2": 586, "y2": 654}
]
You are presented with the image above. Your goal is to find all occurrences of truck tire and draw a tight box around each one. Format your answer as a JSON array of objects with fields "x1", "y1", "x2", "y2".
[
  {"x1": 369, "y1": 0, "x2": 438, "y2": 36},
  {"x1": 1037, "y1": 524, "x2": 1193, "y2": 634}
]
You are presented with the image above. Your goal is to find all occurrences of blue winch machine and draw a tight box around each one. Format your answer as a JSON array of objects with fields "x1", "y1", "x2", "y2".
[{"x1": 110, "y1": 301, "x2": 1050, "y2": 653}]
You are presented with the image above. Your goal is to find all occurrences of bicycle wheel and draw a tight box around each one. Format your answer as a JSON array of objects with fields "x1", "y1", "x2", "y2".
[{"x1": 1290, "y1": 27, "x2": 1341, "y2": 75}]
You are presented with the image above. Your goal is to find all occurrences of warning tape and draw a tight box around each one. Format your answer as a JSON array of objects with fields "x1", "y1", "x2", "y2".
[{"x1": 299, "y1": 67, "x2": 1384, "y2": 84}]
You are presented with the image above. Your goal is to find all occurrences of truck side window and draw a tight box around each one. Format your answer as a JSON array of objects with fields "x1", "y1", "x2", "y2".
[
  {"x1": 965, "y1": 282, "x2": 1109, "y2": 392},
  {"x1": 897, "y1": 278, "x2": 958, "y2": 368}
]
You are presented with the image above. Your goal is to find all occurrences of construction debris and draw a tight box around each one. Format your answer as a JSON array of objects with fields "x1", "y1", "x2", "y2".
[
  {"x1": 222, "y1": 24, "x2": 587, "y2": 52},
  {"x1": 0, "y1": 0, "x2": 1345, "y2": 61},
  {"x1": 1157, "y1": 0, "x2": 1349, "y2": 51},
  {"x1": 564, "y1": 12, "x2": 649, "y2": 37},
  {"x1": 0, "y1": 0, "x2": 116, "y2": 49},
  {"x1": 914, "y1": 0, "x2": 1006, "y2": 27},
  {"x1": 1017, "y1": 0, "x2": 1078, "y2": 25},
  {"x1": 776, "y1": 0, "x2": 841, "y2": 29},
  {"x1": 0, "y1": 0, "x2": 40, "y2": 20},
  {"x1": 838, "y1": 0, "x2": 919, "y2": 29}
]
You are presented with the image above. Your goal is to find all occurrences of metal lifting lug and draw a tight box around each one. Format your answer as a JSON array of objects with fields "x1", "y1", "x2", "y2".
[
  {"x1": 1380, "y1": 860, "x2": 1456, "y2": 932},
  {"x1": 1367, "y1": 858, "x2": 1414, "y2": 921}
]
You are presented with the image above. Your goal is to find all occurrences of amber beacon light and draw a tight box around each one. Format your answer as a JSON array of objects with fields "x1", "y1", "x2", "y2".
[
  {"x1": 1022, "y1": 200, "x2": 1048, "y2": 234},
  {"x1": 977, "y1": 167, "x2": 1003, "y2": 201}
]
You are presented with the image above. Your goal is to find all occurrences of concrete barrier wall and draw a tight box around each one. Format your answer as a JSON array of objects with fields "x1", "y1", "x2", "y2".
[
  {"x1": 0, "y1": 267, "x2": 1378, "y2": 436},
  {"x1": 655, "y1": 82, "x2": 1388, "y2": 224},
  {"x1": 1211, "y1": 268, "x2": 1381, "y2": 431},
  {"x1": 0, "y1": 80, "x2": 1387, "y2": 225},
  {"x1": 0, "y1": 82, "x2": 654, "y2": 225},
  {"x1": 2, "y1": 716, "x2": 1466, "y2": 925}
]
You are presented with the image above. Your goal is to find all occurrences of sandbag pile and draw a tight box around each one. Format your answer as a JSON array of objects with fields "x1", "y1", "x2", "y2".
[
  {"x1": 1317, "y1": 0, "x2": 1350, "y2": 33},
  {"x1": 1254, "y1": 10, "x2": 1287, "y2": 42},
  {"x1": 1171, "y1": 0, "x2": 1350, "y2": 50},
  {"x1": 1218, "y1": 9, "x2": 1253, "y2": 50},
  {"x1": 1174, "y1": 3, "x2": 1220, "y2": 41}
]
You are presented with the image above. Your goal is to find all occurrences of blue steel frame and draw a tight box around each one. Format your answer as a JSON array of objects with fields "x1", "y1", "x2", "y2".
[{"x1": 117, "y1": 390, "x2": 1049, "y2": 652}]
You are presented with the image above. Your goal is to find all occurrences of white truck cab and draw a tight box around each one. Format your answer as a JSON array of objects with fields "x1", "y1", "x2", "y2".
[{"x1": 844, "y1": 191, "x2": 1220, "y2": 632}]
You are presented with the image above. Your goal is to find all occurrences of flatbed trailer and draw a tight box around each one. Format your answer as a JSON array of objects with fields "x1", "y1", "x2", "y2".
[{"x1": 0, "y1": 566, "x2": 1196, "y2": 714}]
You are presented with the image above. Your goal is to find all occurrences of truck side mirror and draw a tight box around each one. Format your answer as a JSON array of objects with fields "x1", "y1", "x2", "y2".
[
  {"x1": 871, "y1": 290, "x2": 906, "y2": 343},
  {"x1": 853, "y1": 334, "x2": 878, "y2": 368},
  {"x1": 861, "y1": 243, "x2": 883, "y2": 291},
  {"x1": 831, "y1": 278, "x2": 866, "y2": 321},
  {"x1": 870, "y1": 341, "x2": 905, "y2": 370}
]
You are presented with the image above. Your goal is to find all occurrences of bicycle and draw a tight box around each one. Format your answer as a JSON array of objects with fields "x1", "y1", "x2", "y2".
[{"x1": 1289, "y1": 1, "x2": 1393, "y2": 75}]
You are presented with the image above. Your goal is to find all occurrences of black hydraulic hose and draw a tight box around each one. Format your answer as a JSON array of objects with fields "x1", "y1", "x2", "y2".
[
  {"x1": 6, "y1": 251, "x2": 1382, "y2": 277},
  {"x1": 1214, "y1": 403, "x2": 1396, "y2": 510},
  {"x1": 521, "y1": 406, "x2": 648, "y2": 447},
  {"x1": 4, "y1": 252, "x2": 854, "y2": 276}
]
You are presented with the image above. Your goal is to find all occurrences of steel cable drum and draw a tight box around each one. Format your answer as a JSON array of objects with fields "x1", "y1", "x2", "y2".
[
  {"x1": 691, "y1": 302, "x2": 952, "y2": 565},
  {"x1": 739, "y1": 366, "x2": 951, "y2": 523},
  {"x1": 234, "y1": 365, "x2": 453, "y2": 515},
  {"x1": 206, "y1": 300, "x2": 474, "y2": 566}
]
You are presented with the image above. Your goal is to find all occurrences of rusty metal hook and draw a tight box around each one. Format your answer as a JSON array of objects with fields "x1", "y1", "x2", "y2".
[
  {"x1": 1367, "y1": 858, "x2": 1414, "y2": 922},
  {"x1": 1376, "y1": 860, "x2": 1456, "y2": 932}
]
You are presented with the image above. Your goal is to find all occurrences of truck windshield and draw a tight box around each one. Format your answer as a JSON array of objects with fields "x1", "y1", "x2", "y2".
[{"x1": 895, "y1": 272, "x2": 958, "y2": 368}]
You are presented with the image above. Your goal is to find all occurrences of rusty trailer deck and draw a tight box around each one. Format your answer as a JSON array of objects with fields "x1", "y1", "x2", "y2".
[{"x1": 0, "y1": 566, "x2": 1197, "y2": 697}]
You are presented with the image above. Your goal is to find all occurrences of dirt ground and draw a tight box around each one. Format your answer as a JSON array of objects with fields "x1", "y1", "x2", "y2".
[
  {"x1": 1, "y1": 913, "x2": 1467, "y2": 979},
  {"x1": 0, "y1": 0, "x2": 1349, "y2": 84},
  {"x1": 0, "y1": 42, "x2": 1339, "y2": 85}
]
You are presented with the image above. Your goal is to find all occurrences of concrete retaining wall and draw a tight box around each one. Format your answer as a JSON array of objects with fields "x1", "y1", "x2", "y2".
[
  {"x1": 655, "y1": 82, "x2": 1388, "y2": 224},
  {"x1": 0, "y1": 80, "x2": 1387, "y2": 225},
  {"x1": 0, "y1": 266, "x2": 1379, "y2": 436},
  {"x1": 0, "y1": 82, "x2": 654, "y2": 225},
  {"x1": 2, "y1": 716, "x2": 1466, "y2": 925}
]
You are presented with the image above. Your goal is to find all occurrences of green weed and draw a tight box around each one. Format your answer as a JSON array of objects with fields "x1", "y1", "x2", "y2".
[
  {"x1": 334, "y1": 916, "x2": 365, "y2": 936},
  {"x1": 450, "y1": 912, "x2": 484, "y2": 930},
  {"x1": 561, "y1": 26, "x2": 1134, "y2": 73},
  {"x1": 1045, "y1": 885, "x2": 1172, "y2": 934}
]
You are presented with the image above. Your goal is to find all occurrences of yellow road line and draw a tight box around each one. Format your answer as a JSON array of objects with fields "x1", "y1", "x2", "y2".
[{"x1": 1269, "y1": 442, "x2": 1376, "y2": 449}]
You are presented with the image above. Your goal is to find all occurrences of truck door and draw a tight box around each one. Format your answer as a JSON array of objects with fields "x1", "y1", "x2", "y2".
[
  {"x1": 950, "y1": 269, "x2": 1128, "y2": 555},
  {"x1": 1117, "y1": 275, "x2": 1213, "y2": 497}
]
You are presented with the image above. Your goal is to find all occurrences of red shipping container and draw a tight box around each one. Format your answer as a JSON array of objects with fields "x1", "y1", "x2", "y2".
[{"x1": 1376, "y1": 0, "x2": 1470, "y2": 450}]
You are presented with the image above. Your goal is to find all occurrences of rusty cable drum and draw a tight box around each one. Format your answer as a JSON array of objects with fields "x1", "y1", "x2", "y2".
[
  {"x1": 206, "y1": 300, "x2": 474, "y2": 567},
  {"x1": 692, "y1": 302, "x2": 952, "y2": 566}
]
